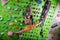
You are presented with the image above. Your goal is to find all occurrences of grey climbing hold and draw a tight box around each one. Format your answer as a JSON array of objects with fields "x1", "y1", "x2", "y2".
[
  {"x1": 7, "y1": 6, "x2": 11, "y2": 10},
  {"x1": 0, "y1": 15, "x2": 3, "y2": 21}
]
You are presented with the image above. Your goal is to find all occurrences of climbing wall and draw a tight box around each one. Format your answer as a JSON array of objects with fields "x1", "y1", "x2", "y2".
[
  {"x1": 43, "y1": 0, "x2": 58, "y2": 40},
  {"x1": 0, "y1": 0, "x2": 58, "y2": 40}
]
